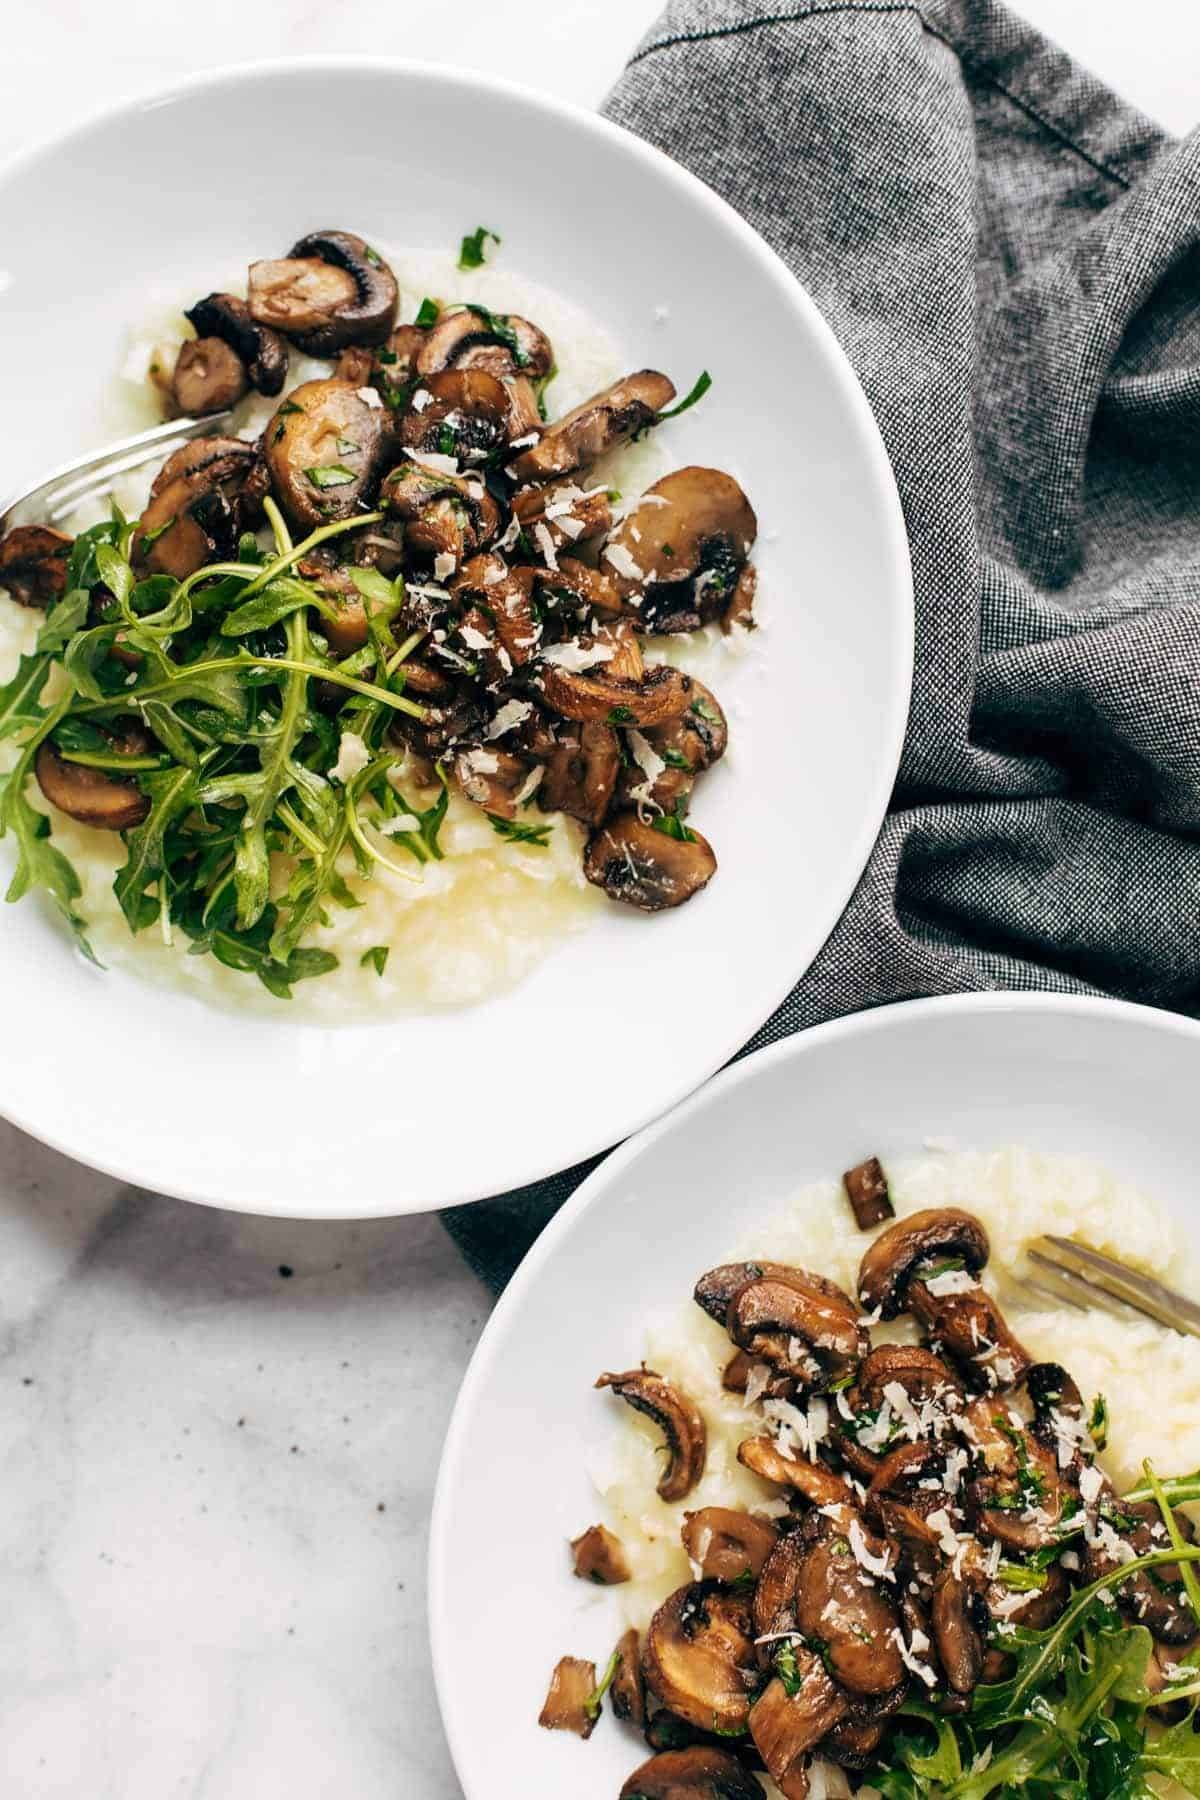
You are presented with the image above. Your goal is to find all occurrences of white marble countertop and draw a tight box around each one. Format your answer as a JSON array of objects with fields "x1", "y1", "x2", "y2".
[{"x1": 0, "y1": 4, "x2": 1195, "y2": 1796}]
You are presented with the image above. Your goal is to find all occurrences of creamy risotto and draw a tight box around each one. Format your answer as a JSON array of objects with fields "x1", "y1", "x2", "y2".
[
  {"x1": 0, "y1": 246, "x2": 760, "y2": 1018},
  {"x1": 587, "y1": 1146, "x2": 1200, "y2": 1799}
]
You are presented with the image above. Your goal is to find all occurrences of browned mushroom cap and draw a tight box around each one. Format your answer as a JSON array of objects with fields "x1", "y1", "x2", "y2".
[
  {"x1": 843, "y1": 1157, "x2": 894, "y2": 1231},
  {"x1": 1026, "y1": 1363, "x2": 1090, "y2": 1475},
  {"x1": 721, "y1": 1350, "x2": 793, "y2": 1402},
  {"x1": 620, "y1": 1747, "x2": 764, "y2": 1800},
  {"x1": 0, "y1": 525, "x2": 71, "y2": 607},
  {"x1": 611, "y1": 1626, "x2": 646, "y2": 1728},
  {"x1": 737, "y1": 1437, "x2": 858, "y2": 1510},
  {"x1": 534, "y1": 557, "x2": 639, "y2": 620},
  {"x1": 540, "y1": 655, "x2": 693, "y2": 729},
  {"x1": 858, "y1": 1208, "x2": 991, "y2": 1319},
  {"x1": 514, "y1": 479, "x2": 613, "y2": 558},
  {"x1": 185, "y1": 293, "x2": 289, "y2": 395},
  {"x1": 417, "y1": 306, "x2": 553, "y2": 380},
  {"x1": 642, "y1": 1582, "x2": 757, "y2": 1733},
  {"x1": 596, "y1": 1369, "x2": 706, "y2": 1501},
  {"x1": 642, "y1": 683, "x2": 728, "y2": 775},
  {"x1": 508, "y1": 371, "x2": 677, "y2": 484},
  {"x1": 603, "y1": 467, "x2": 757, "y2": 600},
  {"x1": 452, "y1": 746, "x2": 532, "y2": 819},
  {"x1": 451, "y1": 554, "x2": 541, "y2": 672},
  {"x1": 695, "y1": 1261, "x2": 840, "y2": 1328},
  {"x1": 136, "y1": 435, "x2": 259, "y2": 580},
  {"x1": 959, "y1": 1397, "x2": 1066, "y2": 1551},
  {"x1": 247, "y1": 230, "x2": 399, "y2": 354},
  {"x1": 791, "y1": 1528, "x2": 905, "y2": 1695},
  {"x1": 35, "y1": 723, "x2": 153, "y2": 831},
  {"x1": 912, "y1": 1284, "x2": 1033, "y2": 1393},
  {"x1": 539, "y1": 721, "x2": 620, "y2": 828},
  {"x1": 616, "y1": 750, "x2": 694, "y2": 819},
  {"x1": 398, "y1": 370, "x2": 511, "y2": 464},
  {"x1": 584, "y1": 812, "x2": 716, "y2": 912},
  {"x1": 727, "y1": 1273, "x2": 866, "y2": 1383},
  {"x1": 381, "y1": 462, "x2": 500, "y2": 571},
  {"x1": 265, "y1": 378, "x2": 394, "y2": 531},
  {"x1": 570, "y1": 1522, "x2": 630, "y2": 1585},
  {"x1": 171, "y1": 338, "x2": 248, "y2": 416},
  {"x1": 682, "y1": 1508, "x2": 780, "y2": 1585},
  {"x1": 749, "y1": 1665, "x2": 846, "y2": 1799},
  {"x1": 929, "y1": 1569, "x2": 988, "y2": 1695},
  {"x1": 538, "y1": 1655, "x2": 598, "y2": 1737},
  {"x1": 853, "y1": 1343, "x2": 963, "y2": 1415}
]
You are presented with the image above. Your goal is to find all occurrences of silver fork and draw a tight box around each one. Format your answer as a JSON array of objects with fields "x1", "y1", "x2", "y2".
[
  {"x1": 1026, "y1": 1235, "x2": 1200, "y2": 1339},
  {"x1": 0, "y1": 411, "x2": 234, "y2": 533}
]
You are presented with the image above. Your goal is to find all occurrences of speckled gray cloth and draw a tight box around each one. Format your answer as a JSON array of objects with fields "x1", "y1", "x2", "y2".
[{"x1": 444, "y1": 0, "x2": 1200, "y2": 1291}]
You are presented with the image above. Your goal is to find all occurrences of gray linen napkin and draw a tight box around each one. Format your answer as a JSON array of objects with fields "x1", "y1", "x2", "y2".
[{"x1": 444, "y1": 0, "x2": 1200, "y2": 1291}]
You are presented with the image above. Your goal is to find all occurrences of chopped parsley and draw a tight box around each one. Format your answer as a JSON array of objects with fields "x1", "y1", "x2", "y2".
[
  {"x1": 1089, "y1": 1393, "x2": 1109, "y2": 1451},
  {"x1": 656, "y1": 369, "x2": 712, "y2": 421},
  {"x1": 360, "y1": 945, "x2": 389, "y2": 976},
  {"x1": 305, "y1": 465, "x2": 357, "y2": 490},
  {"x1": 414, "y1": 297, "x2": 440, "y2": 329},
  {"x1": 457, "y1": 225, "x2": 501, "y2": 271}
]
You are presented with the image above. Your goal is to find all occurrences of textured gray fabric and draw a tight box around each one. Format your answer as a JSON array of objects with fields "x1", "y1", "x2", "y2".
[{"x1": 443, "y1": 0, "x2": 1200, "y2": 1292}]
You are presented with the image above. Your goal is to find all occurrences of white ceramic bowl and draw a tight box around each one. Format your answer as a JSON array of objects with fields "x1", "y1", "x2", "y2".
[
  {"x1": 0, "y1": 60, "x2": 911, "y2": 1217},
  {"x1": 429, "y1": 993, "x2": 1200, "y2": 1796}
]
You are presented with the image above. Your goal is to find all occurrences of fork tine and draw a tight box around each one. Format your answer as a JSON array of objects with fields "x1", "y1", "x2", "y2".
[
  {"x1": 2, "y1": 411, "x2": 234, "y2": 530},
  {"x1": 42, "y1": 436, "x2": 215, "y2": 522},
  {"x1": 1023, "y1": 1272, "x2": 1087, "y2": 1313},
  {"x1": 1026, "y1": 1252, "x2": 1131, "y2": 1319},
  {"x1": 1031, "y1": 1236, "x2": 1200, "y2": 1339}
]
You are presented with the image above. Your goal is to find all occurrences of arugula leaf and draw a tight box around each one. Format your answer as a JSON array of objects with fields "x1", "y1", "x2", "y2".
[
  {"x1": 457, "y1": 225, "x2": 500, "y2": 270},
  {"x1": 113, "y1": 763, "x2": 199, "y2": 932},
  {"x1": 360, "y1": 944, "x2": 389, "y2": 976},
  {"x1": 0, "y1": 649, "x2": 55, "y2": 741},
  {"x1": 1138, "y1": 1709, "x2": 1200, "y2": 1789},
  {"x1": 487, "y1": 812, "x2": 552, "y2": 848},
  {"x1": 0, "y1": 746, "x2": 96, "y2": 961},
  {"x1": 220, "y1": 577, "x2": 323, "y2": 637},
  {"x1": 656, "y1": 369, "x2": 712, "y2": 422}
]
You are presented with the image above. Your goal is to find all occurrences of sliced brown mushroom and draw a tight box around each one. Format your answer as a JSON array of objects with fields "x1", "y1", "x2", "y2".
[
  {"x1": 540, "y1": 655, "x2": 693, "y2": 729},
  {"x1": 737, "y1": 1437, "x2": 858, "y2": 1510},
  {"x1": 1026, "y1": 1361, "x2": 1091, "y2": 1477},
  {"x1": 723, "y1": 563, "x2": 757, "y2": 634},
  {"x1": 749, "y1": 1664, "x2": 846, "y2": 1800},
  {"x1": 611, "y1": 1627, "x2": 646, "y2": 1728},
  {"x1": 790, "y1": 1525, "x2": 904, "y2": 1694},
  {"x1": 534, "y1": 557, "x2": 638, "y2": 620},
  {"x1": 538, "y1": 1655, "x2": 598, "y2": 1737},
  {"x1": 959, "y1": 1397, "x2": 1067, "y2": 1551},
  {"x1": 0, "y1": 525, "x2": 71, "y2": 607},
  {"x1": 171, "y1": 337, "x2": 248, "y2": 416},
  {"x1": 620, "y1": 1747, "x2": 764, "y2": 1800},
  {"x1": 399, "y1": 370, "x2": 511, "y2": 464},
  {"x1": 184, "y1": 293, "x2": 289, "y2": 396},
  {"x1": 858, "y1": 1209, "x2": 990, "y2": 1319},
  {"x1": 417, "y1": 306, "x2": 553, "y2": 380},
  {"x1": 514, "y1": 479, "x2": 613, "y2": 559},
  {"x1": 452, "y1": 746, "x2": 532, "y2": 820},
  {"x1": 35, "y1": 722, "x2": 152, "y2": 831},
  {"x1": 681, "y1": 1508, "x2": 780, "y2": 1585},
  {"x1": 596, "y1": 1369, "x2": 706, "y2": 1502},
  {"x1": 264, "y1": 378, "x2": 394, "y2": 531},
  {"x1": 569, "y1": 1522, "x2": 630, "y2": 1585},
  {"x1": 601, "y1": 468, "x2": 757, "y2": 630},
  {"x1": 382, "y1": 461, "x2": 500, "y2": 572},
  {"x1": 136, "y1": 436, "x2": 259, "y2": 580},
  {"x1": 584, "y1": 811, "x2": 716, "y2": 912},
  {"x1": 726, "y1": 1272, "x2": 865, "y2": 1384},
  {"x1": 695, "y1": 1261, "x2": 839, "y2": 1328},
  {"x1": 642, "y1": 1582, "x2": 757, "y2": 1733},
  {"x1": 248, "y1": 230, "x2": 398, "y2": 354},
  {"x1": 843, "y1": 1156, "x2": 895, "y2": 1230},
  {"x1": 929, "y1": 1569, "x2": 988, "y2": 1696},
  {"x1": 451, "y1": 554, "x2": 541, "y2": 674},
  {"x1": 508, "y1": 371, "x2": 676, "y2": 484},
  {"x1": 640, "y1": 682, "x2": 728, "y2": 776},
  {"x1": 538, "y1": 721, "x2": 620, "y2": 827},
  {"x1": 721, "y1": 1350, "x2": 794, "y2": 1402},
  {"x1": 822, "y1": 1718, "x2": 886, "y2": 1769}
]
